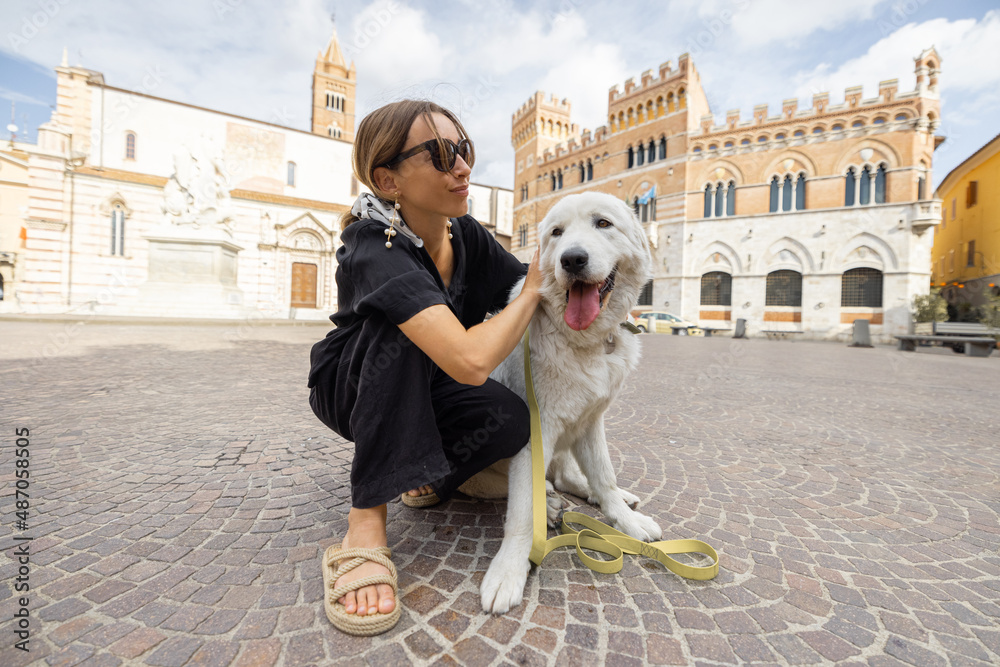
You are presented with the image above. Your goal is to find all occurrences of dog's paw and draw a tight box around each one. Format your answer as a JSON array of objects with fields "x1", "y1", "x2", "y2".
[
  {"x1": 619, "y1": 488, "x2": 641, "y2": 509},
  {"x1": 547, "y1": 493, "x2": 568, "y2": 527},
  {"x1": 480, "y1": 559, "x2": 529, "y2": 614},
  {"x1": 615, "y1": 510, "x2": 663, "y2": 542}
]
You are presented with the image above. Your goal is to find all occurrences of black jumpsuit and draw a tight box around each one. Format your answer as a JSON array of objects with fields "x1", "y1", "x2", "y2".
[{"x1": 307, "y1": 214, "x2": 530, "y2": 509}]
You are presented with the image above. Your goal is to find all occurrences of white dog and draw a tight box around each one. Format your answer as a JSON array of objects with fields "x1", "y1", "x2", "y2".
[{"x1": 463, "y1": 192, "x2": 662, "y2": 614}]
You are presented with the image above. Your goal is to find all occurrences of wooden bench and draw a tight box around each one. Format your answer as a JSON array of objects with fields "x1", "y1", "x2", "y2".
[
  {"x1": 895, "y1": 335, "x2": 996, "y2": 358},
  {"x1": 762, "y1": 330, "x2": 804, "y2": 341}
]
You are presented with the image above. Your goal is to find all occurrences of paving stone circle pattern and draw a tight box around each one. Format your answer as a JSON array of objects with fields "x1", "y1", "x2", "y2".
[{"x1": 0, "y1": 319, "x2": 998, "y2": 666}]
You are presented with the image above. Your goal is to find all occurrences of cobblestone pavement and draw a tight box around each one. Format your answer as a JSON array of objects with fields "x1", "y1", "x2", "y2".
[{"x1": 1, "y1": 319, "x2": 998, "y2": 666}]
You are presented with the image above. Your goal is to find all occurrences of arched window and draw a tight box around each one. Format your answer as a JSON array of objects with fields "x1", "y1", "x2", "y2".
[
  {"x1": 704, "y1": 184, "x2": 712, "y2": 218},
  {"x1": 775, "y1": 133, "x2": 786, "y2": 141},
  {"x1": 766, "y1": 270, "x2": 802, "y2": 307},
  {"x1": 841, "y1": 268, "x2": 883, "y2": 307},
  {"x1": 579, "y1": 164, "x2": 585, "y2": 182},
  {"x1": 557, "y1": 170, "x2": 563, "y2": 189},
  {"x1": 551, "y1": 173, "x2": 556, "y2": 190},
  {"x1": 812, "y1": 127, "x2": 823, "y2": 134},
  {"x1": 647, "y1": 141, "x2": 655, "y2": 163},
  {"x1": 793, "y1": 130, "x2": 805, "y2": 137},
  {"x1": 860, "y1": 165, "x2": 872, "y2": 205},
  {"x1": 873, "y1": 118, "x2": 885, "y2": 125},
  {"x1": 692, "y1": 146, "x2": 702, "y2": 154},
  {"x1": 627, "y1": 146, "x2": 634, "y2": 168},
  {"x1": 724, "y1": 141, "x2": 733, "y2": 148},
  {"x1": 782, "y1": 174, "x2": 793, "y2": 211},
  {"x1": 586, "y1": 160, "x2": 593, "y2": 181},
  {"x1": 758, "y1": 136, "x2": 767, "y2": 143},
  {"x1": 110, "y1": 202, "x2": 126, "y2": 256},
  {"x1": 708, "y1": 144, "x2": 718, "y2": 151},
  {"x1": 125, "y1": 132, "x2": 136, "y2": 160},
  {"x1": 741, "y1": 138, "x2": 751, "y2": 145},
  {"x1": 700, "y1": 272, "x2": 732, "y2": 306},
  {"x1": 875, "y1": 164, "x2": 886, "y2": 204},
  {"x1": 845, "y1": 167, "x2": 856, "y2": 206},
  {"x1": 658, "y1": 137, "x2": 666, "y2": 159},
  {"x1": 832, "y1": 124, "x2": 844, "y2": 131},
  {"x1": 769, "y1": 176, "x2": 779, "y2": 212},
  {"x1": 678, "y1": 87, "x2": 686, "y2": 109},
  {"x1": 636, "y1": 145, "x2": 645, "y2": 166},
  {"x1": 852, "y1": 120, "x2": 864, "y2": 128},
  {"x1": 726, "y1": 181, "x2": 735, "y2": 216},
  {"x1": 795, "y1": 173, "x2": 806, "y2": 210},
  {"x1": 714, "y1": 183, "x2": 724, "y2": 218},
  {"x1": 894, "y1": 113, "x2": 908, "y2": 121},
  {"x1": 918, "y1": 175, "x2": 926, "y2": 200},
  {"x1": 287, "y1": 161, "x2": 296, "y2": 187}
]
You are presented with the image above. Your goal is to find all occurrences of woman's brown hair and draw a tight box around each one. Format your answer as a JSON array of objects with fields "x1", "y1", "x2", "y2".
[{"x1": 340, "y1": 100, "x2": 475, "y2": 230}]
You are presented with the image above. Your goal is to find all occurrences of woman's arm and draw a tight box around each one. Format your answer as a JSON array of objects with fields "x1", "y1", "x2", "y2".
[{"x1": 398, "y1": 250, "x2": 542, "y2": 385}]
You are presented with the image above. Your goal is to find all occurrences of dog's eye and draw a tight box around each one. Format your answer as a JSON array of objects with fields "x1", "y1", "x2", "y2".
[
  {"x1": 597, "y1": 219, "x2": 614, "y2": 229},
  {"x1": 551, "y1": 228, "x2": 563, "y2": 236}
]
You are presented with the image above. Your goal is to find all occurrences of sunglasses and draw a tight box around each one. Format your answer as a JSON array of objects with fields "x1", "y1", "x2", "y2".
[{"x1": 383, "y1": 137, "x2": 474, "y2": 172}]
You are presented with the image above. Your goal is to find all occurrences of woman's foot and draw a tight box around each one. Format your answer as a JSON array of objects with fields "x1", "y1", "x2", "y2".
[
  {"x1": 405, "y1": 484, "x2": 435, "y2": 499},
  {"x1": 335, "y1": 506, "x2": 395, "y2": 616}
]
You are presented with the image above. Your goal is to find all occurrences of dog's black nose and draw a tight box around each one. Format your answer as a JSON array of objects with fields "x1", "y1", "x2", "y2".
[{"x1": 561, "y1": 249, "x2": 589, "y2": 274}]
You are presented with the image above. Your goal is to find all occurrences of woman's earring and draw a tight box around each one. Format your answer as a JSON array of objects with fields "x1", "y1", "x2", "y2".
[
  {"x1": 385, "y1": 198, "x2": 400, "y2": 249},
  {"x1": 446, "y1": 220, "x2": 453, "y2": 240}
]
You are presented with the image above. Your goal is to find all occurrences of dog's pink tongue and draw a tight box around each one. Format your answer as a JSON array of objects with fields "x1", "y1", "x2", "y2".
[{"x1": 564, "y1": 282, "x2": 601, "y2": 331}]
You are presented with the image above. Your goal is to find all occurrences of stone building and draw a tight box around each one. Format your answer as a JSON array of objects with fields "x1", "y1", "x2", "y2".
[
  {"x1": 1, "y1": 30, "x2": 512, "y2": 319},
  {"x1": 511, "y1": 49, "x2": 944, "y2": 341},
  {"x1": 931, "y1": 131, "x2": 1000, "y2": 309}
]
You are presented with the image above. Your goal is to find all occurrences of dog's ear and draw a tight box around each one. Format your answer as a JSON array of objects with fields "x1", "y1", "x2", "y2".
[{"x1": 613, "y1": 198, "x2": 654, "y2": 285}]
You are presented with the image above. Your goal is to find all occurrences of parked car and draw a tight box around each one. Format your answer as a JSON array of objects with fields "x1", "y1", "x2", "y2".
[{"x1": 633, "y1": 311, "x2": 697, "y2": 334}]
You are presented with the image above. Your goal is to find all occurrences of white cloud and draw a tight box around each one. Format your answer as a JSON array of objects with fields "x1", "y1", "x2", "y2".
[
  {"x1": 792, "y1": 11, "x2": 1000, "y2": 102},
  {"x1": 718, "y1": 0, "x2": 895, "y2": 49}
]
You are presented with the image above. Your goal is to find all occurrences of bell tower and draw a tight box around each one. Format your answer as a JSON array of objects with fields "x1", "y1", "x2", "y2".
[{"x1": 311, "y1": 21, "x2": 356, "y2": 142}]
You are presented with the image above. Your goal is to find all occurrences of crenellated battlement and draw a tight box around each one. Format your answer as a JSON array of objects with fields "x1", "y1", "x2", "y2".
[
  {"x1": 608, "y1": 53, "x2": 690, "y2": 104},
  {"x1": 694, "y1": 77, "x2": 928, "y2": 138},
  {"x1": 513, "y1": 91, "x2": 573, "y2": 124}
]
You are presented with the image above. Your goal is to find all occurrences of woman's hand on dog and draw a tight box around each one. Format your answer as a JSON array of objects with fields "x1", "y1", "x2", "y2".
[{"x1": 522, "y1": 249, "x2": 543, "y2": 301}]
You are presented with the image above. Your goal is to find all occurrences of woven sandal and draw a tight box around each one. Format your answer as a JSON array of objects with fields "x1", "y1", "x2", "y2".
[
  {"x1": 400, "y1": 491, "x2": 440, "y2": 508},
  {"x1": 322, "y1": 543, "x2": 401, "y2": 636}
]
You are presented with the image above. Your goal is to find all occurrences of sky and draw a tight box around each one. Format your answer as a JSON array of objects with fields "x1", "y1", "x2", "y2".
[{"x1": 2, "y1": 0, "x2": 998, "y2": 191}]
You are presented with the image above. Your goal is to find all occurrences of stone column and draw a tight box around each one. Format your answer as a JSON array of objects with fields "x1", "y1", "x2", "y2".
[
  {"x1": 853, "y1": 172, "x2": 861, "y2": 206},
  {"x1": 777, "y1": 179, "x2": 784, "y2": 212},
  {"x1": 868, "y1": 170, "x2": 877, "y2": 205}
]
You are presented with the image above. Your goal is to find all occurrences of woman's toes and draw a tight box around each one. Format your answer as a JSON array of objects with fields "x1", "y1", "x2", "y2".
[
  {"x1": 378, "y1": 583, "x2": 396, "y2": 613},
  {"x1": 342, "y1": 591, "x2": 357, "y2": 614}
]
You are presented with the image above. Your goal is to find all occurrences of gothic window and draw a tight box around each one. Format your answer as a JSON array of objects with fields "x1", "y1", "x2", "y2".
[
  {"x1": 636, "y1": 145, "x2": 645, "y2": 166},
  {"x1": 812, "y1": 127, "x2": 823, "y2": 134},
  {"x1": 287, "y1": 161, "x2": 296, "y2": 187},
  {"x1": 551, "y1": 173, "x2": 556, "y2": 190},
  {"x1": 795, "y1": 173, "x2": 806, "y2": 210},
  {"x1": 703, "y1": 184, "x2": 712, "y2": 218},
  {"x1": 724, "y1": 141, "x2": 733, "y2": 148},
  {"x1": 832, "y1": 124, "x2": 844, "y2": 131},
  {"x1": 708, "y1": 144, "x2": 718, "y2": 151},
  {"x1": 741, "y1": 138, "x2": 751, "y2": 145},
  {"x1": 557, "y1": 170, "x2": 563, "y2": 189},
  {"x1": 873, "y1": 117, "x2": 885, "y2": 125},
  {"x1": 769, "y1": 176, "x2": 779, "y2": 212},
  {"x1": 125, "y1": 132, "x2": 136, "y2": 160},
  {"x1": 766, "y1": 270, "x2": 802, "y2": 307},
  {"x1": 658, "y1": 137, "x2": 666, "y2": 159},
  {"x1": 701, "y1": 272, "x2": 732, "y2": 306},
  {"x1": 845, "y1": 167, "x2": 856, "y2": 206},
  {"x1": 628, "y1": 146, "x2": 634, "y2": 168},
  {"x1": 586, "y1": 160, "x2": 593, "y2": 181},
  {"x1": 782, "y1": 174, "x2": 793, "y2": 211},
  {"x1": 110, "y1": 202, "x2": 126, "y2": 256},
  {"x1": 678, "y1": 87, "x2": 686, "y2": 109},
  {"x1": 894, "y1": 113, "x2": 908, "y2": 121},
  {"x1": 793, "y1": 130, "x2": 805, "y2": 137},
  {"x1": 917, "y1": 175, "x2": 926, "y2": 200},
  {"x1": 841, "y1": 268, "x2": 883, "y2": 307},
  {"x1": 860, "y1": 165, "x2": 872, "y2": 204},
  {"x1": 726, "y1": 181, "x2": 735, "y2": 216},
  {"x1": 579, "y1": 164, "x2": 585, "y2": 182},
  {"x1": 692, "y1": 146, "x2": 702, "y2": 154},
  {"x1": 638, "y1": 280, "x2": 653, "y2": 306},
  {"x1": 758, "y1": 135, "x2": 767, "y2": 143},
  {"x1": 875, "y1": 164, "x2": 887, "y2": 204},
  {"x1": 775, "y1": 133, "x2": 786, "y2": 141},
  {"x1": 852, "y1": 120, "x2": 864, "y2": 128},
  {"x1": 714, "y1": 183, "x2": 724, "y2": 218},
  {"x1": 647, "y1": 141, "x2": 655, "y2": 163}
]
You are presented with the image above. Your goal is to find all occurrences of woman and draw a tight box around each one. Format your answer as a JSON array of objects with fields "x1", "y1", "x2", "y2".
[{"x1": 307, "y1": 100, "x2": 542, "y2": 635}]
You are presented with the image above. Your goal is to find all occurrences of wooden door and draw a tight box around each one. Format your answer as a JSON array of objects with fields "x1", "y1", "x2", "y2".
[{"x1": 291, "y1": 262, "x2": 317, "y2": 308}]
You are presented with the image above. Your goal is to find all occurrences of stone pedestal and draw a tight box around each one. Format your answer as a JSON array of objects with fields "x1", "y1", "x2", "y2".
[{"x1": 137, "y1": 226, "x2": 252, "y2": 318}]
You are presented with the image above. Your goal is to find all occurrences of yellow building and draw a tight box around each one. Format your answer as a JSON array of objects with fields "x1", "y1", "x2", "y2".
[{"x1": 932, "y1": 131, "x2": 1000, "y2": 305}]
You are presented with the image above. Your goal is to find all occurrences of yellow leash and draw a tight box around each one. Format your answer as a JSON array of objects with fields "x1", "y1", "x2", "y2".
[{"x1": 522, "y1": 328, "x2": 720, "y2": 580}]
